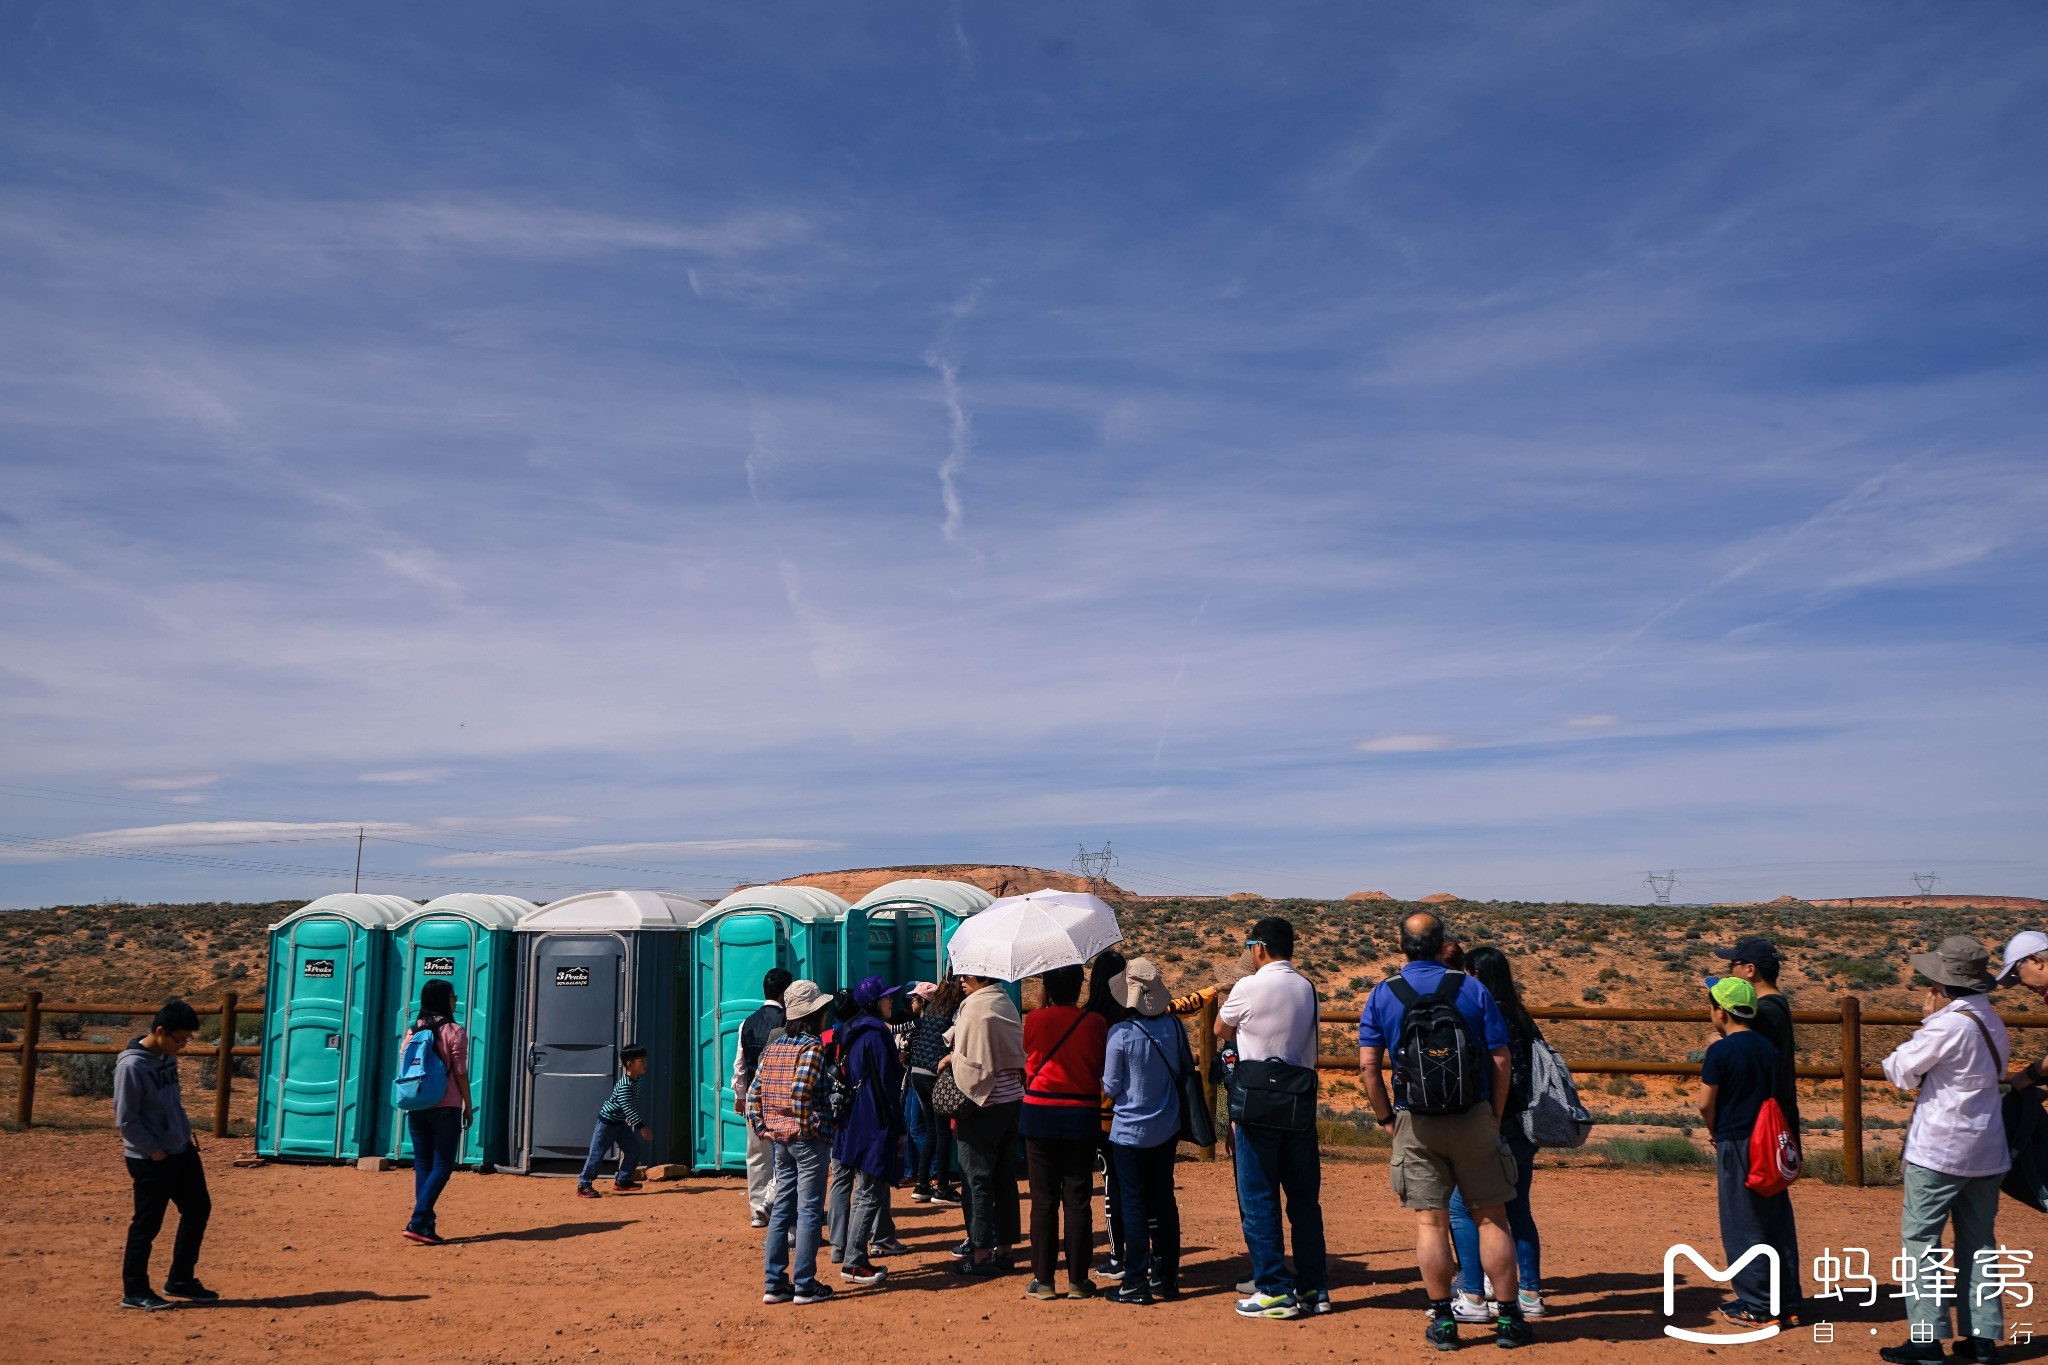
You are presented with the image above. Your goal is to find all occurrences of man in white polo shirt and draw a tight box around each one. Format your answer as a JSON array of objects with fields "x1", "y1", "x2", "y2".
[{"x1": 1216, "y1": 915, "x2": 1325, "y2": 1320}]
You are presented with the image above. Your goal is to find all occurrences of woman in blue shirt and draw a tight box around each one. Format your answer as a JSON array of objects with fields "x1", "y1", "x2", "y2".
[{"x1": 1101, "y1": 957, "x2": 1196, "y2": 1305}]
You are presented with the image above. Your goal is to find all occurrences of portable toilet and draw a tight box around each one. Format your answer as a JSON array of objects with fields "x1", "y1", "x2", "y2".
[
  {"x1": 506, "y1": 889, "x2": 710, "y2": 1174},
  {"x1": 378, "y1": 893, "x2": 533, "y2": 1168},
  {"x1": 843, "y1": 878, "x2": 994, "y2": 986},
  {"x1": 256, "y1": 893, "x2": 416, "y2": 1161},
  {"x1": 683, "y1": 884, "x2": 851, "y2": 1172}
]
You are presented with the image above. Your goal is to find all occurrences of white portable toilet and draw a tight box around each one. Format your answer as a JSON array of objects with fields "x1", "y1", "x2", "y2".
[{"x1": 506, "y1": 889, "x2": 710, "y2": 1173}]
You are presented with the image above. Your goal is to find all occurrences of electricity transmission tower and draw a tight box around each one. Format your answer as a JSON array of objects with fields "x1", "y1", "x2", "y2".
[
  {"x1": 1644, "y1": 870, "x2": 1678, "y2": 906},
  {"x1": 1912, "y1": 871, "x2": 1940, "y2": 899},
  {"x1": 1073, "y1": 842, "x2": 1119, "y2": 892}
]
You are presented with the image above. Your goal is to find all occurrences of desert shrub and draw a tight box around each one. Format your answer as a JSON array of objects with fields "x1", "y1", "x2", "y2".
[
  {"x1": 1590, "y1": 1109, "x2": 1696, "y2": 1134},
  {"x1": 1599, "y1": 1136, "x2": 1710, "y2": 1167},
  {"x1": 1581, "y1": 987, "x2": 1607, "y2": 1003},
  {"x1": 1602, "y1": 1076, "x2": 1647, "y2": 1099},
  {"x1": 196, "y1": 1054, "x2": 257, "y2": 1088},
  {"x1": 49, "y1": 1016, "x2": 83, "y2": 1041},
  {"x1": 1316, "y1": 1110, "x2": 1391, "y2": 1148},
  {"x1": 1805, "y1": 1145, "x2": 1904, "y2": 1186},
  {"x1": 59, "y1": 1053, "x2": 116, "y2": 1098},
  {"x1": 1597, "y1": 967, "x2": 1623, "y2": 982},
  {"x1": 1821, "y1": 956, "x2": 1896, "y2": 989}
]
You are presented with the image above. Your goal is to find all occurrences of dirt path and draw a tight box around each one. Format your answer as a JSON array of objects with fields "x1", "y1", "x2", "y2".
[{"x1": 0, "y1": 1128, "x2": 2036, "y2": 1363}]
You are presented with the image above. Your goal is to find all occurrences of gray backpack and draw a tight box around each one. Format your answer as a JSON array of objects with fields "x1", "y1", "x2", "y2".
[{"x1": 1520, "y1": 1038, "x2": 1592, "y2": 1148}]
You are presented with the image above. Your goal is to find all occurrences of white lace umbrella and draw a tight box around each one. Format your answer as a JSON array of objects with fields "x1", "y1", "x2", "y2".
[{"x1": 943, "y1": 889, "x2": 1124, "y2": 982}]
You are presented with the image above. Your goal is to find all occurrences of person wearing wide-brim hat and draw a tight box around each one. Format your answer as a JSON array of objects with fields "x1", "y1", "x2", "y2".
[
  {"x1": 1877, "y1": 937, "x2": 2012, "y2": 1365},
  {"x1": 1100, "y1": 958, "x2": 1197, "y2": 1305}
]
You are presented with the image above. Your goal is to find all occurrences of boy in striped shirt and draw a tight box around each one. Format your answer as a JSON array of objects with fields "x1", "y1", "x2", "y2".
[{"x1": 578, "y1": 1045, "x2": 651, "y2": 1197}]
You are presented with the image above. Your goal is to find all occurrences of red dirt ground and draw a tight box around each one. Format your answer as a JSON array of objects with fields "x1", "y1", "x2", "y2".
[{"x1": 6, "y1": 1127, "x2": 2040, "y2": 1364}]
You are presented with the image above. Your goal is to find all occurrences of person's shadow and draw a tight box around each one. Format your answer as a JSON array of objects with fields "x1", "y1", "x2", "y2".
[
  {"x1": 219, "y1": 1291, "x2": 430, "y2": 1309},
  {"x1": 447, "y1": 1219, "x2": 637, "y2": 1244}
]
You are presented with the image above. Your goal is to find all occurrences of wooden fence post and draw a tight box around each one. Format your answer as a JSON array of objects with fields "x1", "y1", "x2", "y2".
[
  {"x1": 213, "y1": 992, "x2": 238, "y2": 1139},
  {"x1": 16, "y1": 989, "x2": 42, "y2": 1129},
  {"x1": 1195, "y1": 988, "x2": 1219, "y2": 1161},
  {"x1": 1841, "y1": 994, "x2": 1863, "y2": 1188}
]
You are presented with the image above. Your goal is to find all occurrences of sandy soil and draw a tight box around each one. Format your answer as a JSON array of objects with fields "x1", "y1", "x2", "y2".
[{"x1": 4, "y1": 1126, "x2": 2035, "y2": 1365}]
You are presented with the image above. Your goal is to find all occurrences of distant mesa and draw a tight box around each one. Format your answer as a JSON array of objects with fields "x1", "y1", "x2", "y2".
[
  {"x1": 1713, "y1": 893, "x2": 2048, "y2": 912},
  {"x1": 1345, "y1": 890, "x2": 1395, "y2": 901},
  {"x1": 1227, "y1": 891, "x2": 1265, "y2": 901},
  {"x1": 1419, "y1": 892, "x2": 1461, "y2": 904},
  {"x1": 1771, "y1": 895, "x2": 1807, "y2": 905},
  {"x1": 769, "y1": 864, "x2": 1118, "y2": 900}
]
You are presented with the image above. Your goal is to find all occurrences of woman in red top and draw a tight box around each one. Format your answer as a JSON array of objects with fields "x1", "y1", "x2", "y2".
[{"x1": 1020, "y1": 963, "x2": 1109, "y2": 1299}]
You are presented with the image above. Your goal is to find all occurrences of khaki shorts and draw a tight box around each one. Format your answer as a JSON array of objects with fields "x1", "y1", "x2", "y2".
[{"x1": 1389, "y1": 1104, "x2": 1519, "y2": 1212}]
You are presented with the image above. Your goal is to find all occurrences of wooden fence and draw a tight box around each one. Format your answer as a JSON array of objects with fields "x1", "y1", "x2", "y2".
[
  {"x1": 1184, "y1": 991, "x2": 2048, "y2": 1187},
  {"x1": 1, "y1": 990, "x2": 260, "y2": 1137}
]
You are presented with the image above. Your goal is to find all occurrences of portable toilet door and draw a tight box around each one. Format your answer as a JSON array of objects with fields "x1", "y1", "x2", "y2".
[
  {"x1": 843, "y1": 879, "x2": 994, "y2": 986},
  {"x1": 508, "y1": 890, "x2": 707, "y2": 1173},
  {"x1": 682, "y1": 885, "x2": 850, "y2": 1173},
  {"x1": 256, "y1": 894, "x2": 415, "y2": 1161},
  {"x1": 380, "y1": 894, "x2": 532, "y2": 1168}
]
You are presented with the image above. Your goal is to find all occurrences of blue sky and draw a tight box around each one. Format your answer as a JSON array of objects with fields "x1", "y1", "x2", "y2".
[{"x1": 2, "y1": 3, "x2": 2044, "y2": 908}]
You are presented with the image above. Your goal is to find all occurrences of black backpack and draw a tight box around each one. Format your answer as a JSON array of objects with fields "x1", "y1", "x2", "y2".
[{"x1": 1389, "y1": 971, "x2": 1487, "y2": 1116}]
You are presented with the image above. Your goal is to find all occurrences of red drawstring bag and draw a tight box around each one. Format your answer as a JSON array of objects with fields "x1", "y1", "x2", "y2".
[{"x1": 1747, "y1": 1097, "x2": 1801, "y2": 1196}]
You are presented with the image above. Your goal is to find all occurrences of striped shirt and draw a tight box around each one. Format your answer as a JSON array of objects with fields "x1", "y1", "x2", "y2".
[
  {"x1": 747, "y1": 1031, "x2": 832, "y2": 1143},
  {"x1": 598, "y1": 1072, "x2": 644, "y2": 1127}
]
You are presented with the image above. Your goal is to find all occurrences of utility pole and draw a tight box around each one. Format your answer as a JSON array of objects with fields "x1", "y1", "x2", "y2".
[
  {"x1": 354, "y1": 826, "x2": 365, "y2": 893},
  {"x1": 1644, "y1": 870, "x2": 1678, "y2": 906}
]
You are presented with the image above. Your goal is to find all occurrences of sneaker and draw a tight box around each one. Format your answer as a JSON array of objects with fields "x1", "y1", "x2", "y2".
[
  {"x1": 401, "y1": 1229, "x2": 443, "y2": 1246},
  {"x1": 1312, "y1": 1289, "x2": 1332, "y2": 1316},
  {"x1": 841, "y1": 1261, "x2": 888, "y2": 1286},
  {"x1": 951, "y1": 1257, "x2": 1004, "y2": 1278},
  {"x1": 793, "y1": 1282, "x2": 835, "y2": 1305},
  {"x1": 1069, "y1": 1279, "x2": 1098, "y2": 1300},
  {"x1": 930, "y1": 1186, "x2": 962, "y2": 1205},
  {"x1": 1106, "y1": 1283, "x2": 1154, "y2": 1306},
  {"x1": 162, "y1": 1280, "x2": 219, "y2": 1303},
  {"x1": 1426, "y1": 1311, "x2": 1460, "y2": 1351},
  {"x1": 749, "y1": 1212, "x2": 768, "y2": 1228},
  {"x1": 1876, "y1": 1343, "x2": 1946, "y2": 1365},
  {"x1": 1496, "y1": 1313, "x2": 1535, "y2": 1349},
  {"x1": 1236, "y1": 1277, "x2": 1257, "y2": 1295},
  {"x1": 951, "y1": 1239, "x2": 976, "y2": 1260},
  {"x1": 870, "y1": 1237, "x2": 912, "y2": 1257},
  {"x1": 1236, "y1": 1291, "x2": 1303, "y2": 1320},
  {"x1": 911, "y1": 1184, "x2": 933, "y2": 1204},
  {"x1": 1718, "y1": 1304, "x2": 1777, "y2": 1329},
  {"x1": 121, "y1": 1292, "x2": 174, "y2": 1312},
  {"x1": 576, "y1": 1186, "x2": 601, "y2": 1200},
  {"x1": 1516, "y1": 1289, "x2": 1545, "y2": 1319},
  {"x1": 613, "y1": 1179, "x2": 641, "y2": 1192},
  {"x1": 1023, "y1": 1279, "x2": 1060, "y2": 1300},
  {"x1": 762, "y1": 1285, "x2": 794, "y2": 1304},
  {"x1": 1451, "y1": 1294, "x2": 1494, "y2": 1324},
  {"x1": 1098, "y1": 1258, "x2": 1127, "y2": 1282}
]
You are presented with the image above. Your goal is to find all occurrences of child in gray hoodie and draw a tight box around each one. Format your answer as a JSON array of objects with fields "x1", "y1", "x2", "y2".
[{"x1": 113, "y1": 1000, "x2": 216, "y2": 1310}]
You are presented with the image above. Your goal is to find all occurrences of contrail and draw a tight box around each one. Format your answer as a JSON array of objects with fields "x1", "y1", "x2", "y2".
[
  {"x1": 1150, "y1": 594, "x2": 1212, "y2": 774},
  {"x1": 924, "y1": 350, "x2": 972, "y2": 543}
]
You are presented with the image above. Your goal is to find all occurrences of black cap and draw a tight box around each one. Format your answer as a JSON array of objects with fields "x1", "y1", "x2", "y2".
[{"x1": 1714, "y1": 937, "x2": 1781, "y2": 965}]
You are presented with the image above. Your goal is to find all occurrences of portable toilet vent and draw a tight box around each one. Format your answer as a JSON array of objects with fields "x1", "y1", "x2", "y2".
[
  {"x1": 256, "y1": 893, "x2": 416, "y2": 1161},
  {"x1": 683, "y1": 884, "x2": 850, "y2": 1172},
  {"x1": 506, "y1": 889, "x2": 710, "y2": 1174},
  {"x1": 379, "y1": 893, "x2": 532, "y2": 1168}
]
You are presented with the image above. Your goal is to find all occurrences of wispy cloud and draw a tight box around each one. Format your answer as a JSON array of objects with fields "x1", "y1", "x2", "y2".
[
  {"x1": 1560, "y1": 714, "x2": 1621, "y2": 730},
  {"x1": 122, "y1": 774, "x2": 221, "y2": 792},
  {"x1": 1356, "y1": 733, "x2": 1476, "y2": 753},
  {"x1": 925, "y1": 351, "x2": 972, "y2": 544},
  {"x1": 429, "y1": 838, "x2": 842, "y2": 868},
  {"x1": 0, "y1": 821, "x2": 406, "y2": 863},
  {"x1": 358, "y1": 768, "x2": 453, "y2": 785}
]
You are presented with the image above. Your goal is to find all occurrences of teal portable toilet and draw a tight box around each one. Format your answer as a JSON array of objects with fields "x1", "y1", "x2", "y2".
[
  {"x1": 379, "y1": 893, "x2": 533, "y2": 1168},
  {"x1": 843, "y1": 878, "x2": 993, "y2": 987},
  {"x1": 506, "y1": 889, "x2": 710, "y2": 1174},
  {"x1": 256, "y1": 893, "x2": 415, "y2": 1161},
  {"x1": 683, "y1": 885, "x2": 850, "y2": 1172}
]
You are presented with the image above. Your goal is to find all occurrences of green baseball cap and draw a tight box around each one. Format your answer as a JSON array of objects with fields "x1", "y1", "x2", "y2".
[{"x1": 1706, "y1": 975, "x2": 1758, "y2": 1017}]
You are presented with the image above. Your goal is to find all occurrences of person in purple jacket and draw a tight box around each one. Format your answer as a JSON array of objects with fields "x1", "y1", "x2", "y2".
[{"x1": 831, "y1": 975, "x2": 907, "y2": 1287}]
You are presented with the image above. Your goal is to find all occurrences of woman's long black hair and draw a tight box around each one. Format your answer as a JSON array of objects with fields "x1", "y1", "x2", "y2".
[
  {"x1": 414, "y1": 978, "x2": 455, "y2": 1030},
  {"x1": 1085, "y1": 949, "x2": 1130, "y2": 1026},
  {"x1": 1464, "y1": 945, "x2": 1534, "y2": 1039}
]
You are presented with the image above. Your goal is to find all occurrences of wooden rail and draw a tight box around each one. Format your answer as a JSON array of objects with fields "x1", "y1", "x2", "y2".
[{"x1": 3, "y1": 991, "x2": 259, "y2": 1136}]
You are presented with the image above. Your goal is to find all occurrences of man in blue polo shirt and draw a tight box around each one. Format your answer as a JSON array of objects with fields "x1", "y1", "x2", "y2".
[{"x1": 1359, "y1": 912, "x2": 1533, "y2": 1351}]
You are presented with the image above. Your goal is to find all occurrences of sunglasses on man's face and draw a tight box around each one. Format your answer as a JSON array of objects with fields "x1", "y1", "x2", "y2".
[{"x1": 1245, "y1": 939, "x2": 1264, "y2": 949}]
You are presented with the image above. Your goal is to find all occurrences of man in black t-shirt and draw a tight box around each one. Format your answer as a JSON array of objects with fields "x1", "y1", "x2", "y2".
[
  {"x1": 1714, "y1": 938, "x2": 1800, "y2": 1147},
  {"x1": 734, "y1": 968, "x2": 794, "y2": 1227}
]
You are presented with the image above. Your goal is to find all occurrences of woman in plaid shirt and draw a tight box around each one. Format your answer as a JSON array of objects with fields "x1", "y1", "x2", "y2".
[{"x1": 747, "y1": 980, "x2": 837, "y2": 1305}]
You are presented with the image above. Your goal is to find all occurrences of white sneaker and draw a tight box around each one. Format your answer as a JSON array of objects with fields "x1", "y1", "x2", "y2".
[
  {"x1": 1518, "y1": 1289, "x2": 1546, "y2": 1318},
  {"x1": 750, "y1": 1212, "x2": 768, "y2": 1229},
  {"x1": 1451, "y1": 1294, "x2": 1495, "y2": 1323}
]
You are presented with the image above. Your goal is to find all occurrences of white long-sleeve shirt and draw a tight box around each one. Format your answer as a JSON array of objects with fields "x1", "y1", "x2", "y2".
[{"x1": 1881, "y1": 995, "x2": 2011, "y2": 1179}]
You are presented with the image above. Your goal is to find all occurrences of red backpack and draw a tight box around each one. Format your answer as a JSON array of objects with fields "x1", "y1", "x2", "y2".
[{"x1": 1747, "y1": 1097, "x2": 1801, "y2": 1196}]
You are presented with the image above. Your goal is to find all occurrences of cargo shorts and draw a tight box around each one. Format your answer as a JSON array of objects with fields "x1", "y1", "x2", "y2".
[{"x1": 1388, "y1": 1102, "x2": 1519, "y2": 1212}]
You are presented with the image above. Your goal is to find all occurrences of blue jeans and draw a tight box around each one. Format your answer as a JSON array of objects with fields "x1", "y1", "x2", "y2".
[
  {"x1": 578, "y1": 1117, "x2": 643, "y2": 1188},
  {"x1": 407, "y1": 1107, "x2": 462, "y2": 1234},
  {"x1": 903, "y1": 1082, "x2": 928, "y2": 1182},
  {"x1": 765, "y1": 1137, "x2": 831, "y2": 1294},
  {"x1": 1233, "y1": 1122, "x2": 1326, "y2": 1299},
  {"x1": 1449, "y1": 1123, "x2": 1541, "y2": 1295}
]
